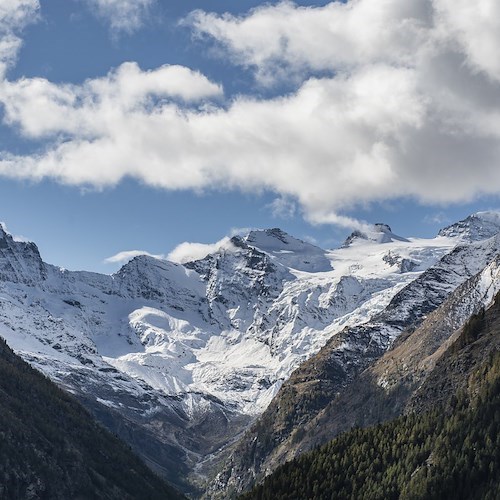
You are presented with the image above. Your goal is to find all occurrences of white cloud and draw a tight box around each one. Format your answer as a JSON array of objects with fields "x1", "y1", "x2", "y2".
[
  {"x1": 0, "y1": 64, "x2": 428, "y2": 207},
  {"x1": 187, "y1": 0, "x2": 430, "y2": 84},
  {"x1": 267, "y1": 197, "x2": 297, "y2": 219},
  {"x1": 104, "y1": 249, "x2": 166, "y2": 264},
  {"x1": 83, "y1": 0, "x2": 156, "y2": 34},
  {"x1": 0, "y1": 62, "x2": 222, "y2": 139},
  {"x1": 230, "y1": 227, "x2": 257, "y2": 237},
  {"x1": 434, "y1": 0, "x2": 500, "y2": 81},
  {"x1": 167, "y1": 237, "x2": 234, "y2": 264},
  {"x1": 0, "y1": 0, "x2": 39, "y2": 74},
  {"x1": 423, "y1": 212, "x2": 451, "y2": 225},
  {"x1": 0, "y1": 0, "x2": 38, "y2": 32},
  {"x1": 1, "y1": 1, "x2": 500, "y2": 228}
]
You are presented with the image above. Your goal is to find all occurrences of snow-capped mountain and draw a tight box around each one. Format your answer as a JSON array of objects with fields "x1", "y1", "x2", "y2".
[
  {"x1": 257, "y1": 249, "x2": 500, "y2": 487},
  {"x1": 342, "y1": 223, "x2": 410, "y2": 247},
  {"x1": 244, "y1": 228, "x2": 332, "y2": 272},
  {"x1": 206, "y1": 218, "x2": 500, "y2": 496},
  {"x1": 0, "y1": 214, "x2": 499, "y2": 493},
  {"x1": 439, "y1": 211, "x2": 500, "y2": 242}
]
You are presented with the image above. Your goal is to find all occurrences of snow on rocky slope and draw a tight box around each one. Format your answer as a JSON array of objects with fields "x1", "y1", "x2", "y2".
[
  {"x1": 294, "y1": 251, "x2": 500, "y2": 459},
  {"x1": 244, "y1": 228, "x2": 332, "y2": 272},
  {"x1": 206, "y1": 214, "x2": 500, "y2": 497},
  {"x1": 439, "y1": 211, "x2": 500, "y2": 242},
  {"x1": 0, "y1": 215, "x2": 497, "y2": 490}
]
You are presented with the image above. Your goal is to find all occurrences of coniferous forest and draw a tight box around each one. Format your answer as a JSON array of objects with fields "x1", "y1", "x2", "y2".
[
  {"x1": 242, "y1": 344, "x2": 500, "y2": 500},
  {"x1": 0, "y1": 338, "x2": 184, "y2": 500}
]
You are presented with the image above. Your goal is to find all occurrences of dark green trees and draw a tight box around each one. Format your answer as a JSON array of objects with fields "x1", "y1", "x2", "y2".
[
  {"x1": 242, "y1": 347, "x2": 500, "y2": 500},
  {"x1": 0, "y1": 337, "x2": 184, "y2": 499}
]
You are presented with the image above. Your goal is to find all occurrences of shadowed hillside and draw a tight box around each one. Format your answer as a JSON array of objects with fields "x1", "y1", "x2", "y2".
[{"x1": 0, "y1": 337, "x2": 184, "y2": 500}]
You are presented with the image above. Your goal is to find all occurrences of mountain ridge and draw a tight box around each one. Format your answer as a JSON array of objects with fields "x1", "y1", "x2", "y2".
[
  {"x1": 207, "y1": 221, "x2": 500, "y2": 497},
  {"x1": 0, "y1": 213, "x2": 499, "y2": 495}
]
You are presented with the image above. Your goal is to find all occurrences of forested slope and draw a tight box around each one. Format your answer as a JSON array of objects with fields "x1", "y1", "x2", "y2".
[
  {"x1": 242, "y1": 304, "x2": 500, "y2": 500},
  {"x1": 0, "y1": 337, "x2": 184, "y2": 500}
]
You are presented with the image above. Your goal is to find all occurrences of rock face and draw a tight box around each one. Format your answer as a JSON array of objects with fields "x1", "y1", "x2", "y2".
[{"x1": 0, "y1": 214, "x2": 498, "y2": 495}]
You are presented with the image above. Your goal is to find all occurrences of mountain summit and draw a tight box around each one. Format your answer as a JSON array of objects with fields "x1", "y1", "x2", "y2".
[
  {"x1": 342, "y1": 223, "x2": 410, "y2": 247},
  {"x1": 439, "y1": 211, "x2": 500, "y2": 242},
  {"x1": 245, "y1": 228, "x2": 332, "y2": 272}
]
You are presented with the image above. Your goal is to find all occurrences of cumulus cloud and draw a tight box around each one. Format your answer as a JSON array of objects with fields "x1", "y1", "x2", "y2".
[
  {"x1": 434, "y1": 0, "x2": 500, "y2": 81},
  {"x1": 1, "y1": 0, "x2": 500, "y2": 228},
  {"x1": 0, "y1": 64, "x2": 429, "y2": 206},
  {"x1": 83, "y1": 0, "x2": 156, "y2": 34},
  {"x1": 0, "y1": 62, "x2": 222, "y2": 139},
  {"x1": 0, "y1": 0, "x2": 38, "y2": 33},
  {"x1": 104, "y1": 249, "x2": 166, "y2": 264},
  {"x1": 187, "y1": 1, "x2": 431, "y2": 84},
  {"x1": 167, "y1": 237, "x2": 234, "y2": 264}
]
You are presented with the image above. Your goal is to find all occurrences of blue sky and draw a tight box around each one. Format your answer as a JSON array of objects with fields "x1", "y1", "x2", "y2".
[{"x1": 0, "y1": 0, "x2": 499, "y2": 272}]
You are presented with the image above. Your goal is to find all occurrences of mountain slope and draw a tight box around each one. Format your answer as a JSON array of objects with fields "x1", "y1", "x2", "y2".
[
  {"x1": 439, "y1": 211, "x2": 500, "y2": 242},
  {"x1": 242, "y1": 291, "x2": 500, "y2": 500},
  {"x1": 210, "y1": 230, "x2": 500, "y2": 496},
  {"x1": 0, "y1": 336, "x2": 183, "y2": 500},
  {"x1": 242, "y1": 342, "x2": 500, "y2": 500},
  {"x1": 244, "y1": 228, "x2": 332, "y2": 272},
  {"x1": 282, "y1": 252, "x2": 500, "y2": 459}
]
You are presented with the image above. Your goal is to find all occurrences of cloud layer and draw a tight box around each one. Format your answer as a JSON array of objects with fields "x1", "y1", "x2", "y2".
[{"x1": 1, "y1": 1, "x2": 500, "y2": 226}]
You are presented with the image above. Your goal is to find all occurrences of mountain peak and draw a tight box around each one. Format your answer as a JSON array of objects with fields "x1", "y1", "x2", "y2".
[
  {"x1": 245, "y1": 228, "x2": 293, "y2": 246},
  {"x1": 0, "y1": 224, "x2": 45, "y2": 284},
  {"x1": 244, "y1": 228, "x2": 332, "y2": 273},
  {"x1": 374, "y1": 223, "x2": 392, "y2": 233},
  {"x1": 342, "y1": 223, "x2": 409, "y2": 247},
  {"x1": 229, "y1": 235, "x2": 249, "y2": 249},
  {"x1": 438, "y1": 211, "x2": 500, "y2": 242},
  {"x1": 0, "y1": 222, "x2": 13, "y2": 243}
]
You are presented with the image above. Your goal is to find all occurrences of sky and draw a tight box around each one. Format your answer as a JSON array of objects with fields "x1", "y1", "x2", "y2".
[{"x1": 0, "y1": 0, "x2": 500, "y2": 273}]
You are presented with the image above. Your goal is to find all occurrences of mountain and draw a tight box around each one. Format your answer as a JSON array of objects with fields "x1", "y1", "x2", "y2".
[
  {"x1": 0, "y1": 214, "x2": 499, "y2": 495},
  {"x1": 0, "y1": 336, "x2": 183, "y2": 499},
  {"x1": 244, "y1": 228, "x2": 332, "y2": 272},
  {"x1": 342, "y1": 223, "x2": 410, "y2": 247},
  {"x1": 439, "y1": 211, "x2": 500, "y2": 241},
  {"x1": 242, "y1": 299, "x2": 500, "y2": 499},
  {"x1": 274, "y1": 251, "x2": 500, "y2": 461},
  {"x1": 208, "y1": 221, "x2": 500, "y2": 496}
]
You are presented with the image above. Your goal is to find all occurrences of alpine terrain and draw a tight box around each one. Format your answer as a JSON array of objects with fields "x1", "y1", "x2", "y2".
[{"x1": 1, "y1": 212, "x2": 500, "y2": 496}]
